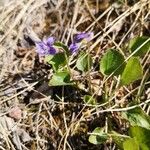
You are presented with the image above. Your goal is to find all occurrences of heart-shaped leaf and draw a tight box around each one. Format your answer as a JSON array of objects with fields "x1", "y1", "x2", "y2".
[
  {"x1": 88, "y1": 127, "x2": 108, "y2": 145},
  {"x1": 100, "y1": 49, "x2": 125, "y2": 76},
  {"x1": 129, "y1": 36, "x2": 150, "y2": 56},
  {"x1": 49, "y1": 71, "x2": 73, "y2": 86},
  {"x1": 110, "y1": 131, "x2": 129, "y2": 149},
  {"x1": 122, "y1": 107, "x2": 150, "y2": 129},
  {"x1": 45, "y1": 53, "x2": 67, "y2": 71},
  {"x1": 123, "y1": 138, "x2": 139, "y2": 150},
  {"x1": 120, "y1": 57, "x2": 143, "y2": 85},
  {"x1": 129, "y1": 126, "x2": 150, "y2": 149},
  {"x1": 76, "y1": 52, "x2": 92, "y2": 72}
]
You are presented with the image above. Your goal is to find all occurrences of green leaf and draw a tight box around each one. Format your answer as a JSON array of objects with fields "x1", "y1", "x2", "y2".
[
  {"x1": 129, "y1": 126, "x2": 150, "y2": 149},
  {"x1": 100, "y1": 49, "x2": 125, "y2": 76},
  {"x1": 83, "y1": 95, "x2": 96, "y2": 105},
  {"x1": 76, "y1": 52, "x2": 92, "y2": 72},
  {"x1": 49, "y1": 71, "x2": 73, "y2": 86},
  {"x1": 54, "y1": 41, "x2": 70, "y2": 56},
  {"x1": 123, "y1": 138, "x2": 139, "y2": 150},
  {"x1": 122, "y1": 107, "x2": 150, "y2": 129},
  {"x1": 129, "y1": 36, "x2": 150, "y2": 56},
  {"x1": 88, "y1": 127, "x2": 108, "y2": 145},
  {"x1": 45, "y1": 53, "x2": 67, "y2": 71},
  {"x1": 120, "y1": 57, "x2": 143, "y2": 85},
  {"x1": 110, "y1": 131, "x2": 129, "y2": 149}
]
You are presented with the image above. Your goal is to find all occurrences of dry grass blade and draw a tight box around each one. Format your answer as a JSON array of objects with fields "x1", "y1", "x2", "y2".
[{"x1": 0, "y1": 0, "x2": 150, "y2": 149}]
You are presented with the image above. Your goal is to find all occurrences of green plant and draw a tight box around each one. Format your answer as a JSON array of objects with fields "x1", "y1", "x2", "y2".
[
  {"x1": 35, "y1": 35, "x2": 150, "y2": 149},
  {"x1": 88, "y1": 36, "x2": 150, "y2": 149}
]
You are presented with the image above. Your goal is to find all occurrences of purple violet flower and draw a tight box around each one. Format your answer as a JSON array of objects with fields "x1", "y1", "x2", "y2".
[
  {"x1": 74, "y1": 32, "x2": 94, "y2": 43},
  {"x1": 69, "y1": 32, "x2": 93, "y2": 54},
  {"x1": 35, "y1": 37, "x2": 56, "y2": 56},
  {"x1": 69, "y1": 43, "x2": 80, "y2": 54}
]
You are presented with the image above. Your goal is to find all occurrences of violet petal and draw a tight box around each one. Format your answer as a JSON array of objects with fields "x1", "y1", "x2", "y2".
[
  {"x1": 74, "y1": 32, "x2": 93, "y2": 43},
  {"x1": 48, "y1": 46, "x2": 56, "y2": 55},
  {"x1": 35, "y1": 42, "x2": 48, "y2": 56},
  {"x1": 46, "y1": 37, "x2": 55, "y2": 47},
  {"x1": 69, "y1": 43, "x2": 80, "y2": 54}
]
